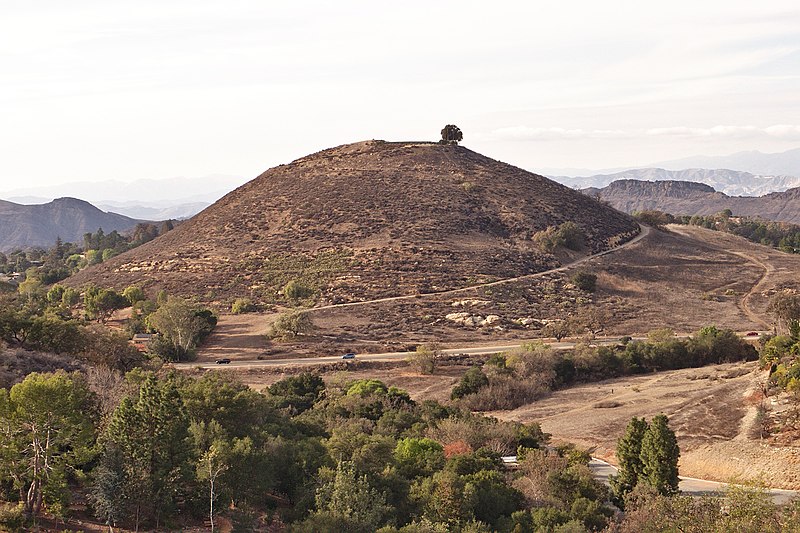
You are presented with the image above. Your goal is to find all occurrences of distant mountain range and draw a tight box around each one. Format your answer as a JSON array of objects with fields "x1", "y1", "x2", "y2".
[
  {"x1": 652, "y1": 147, "x2": 800, "y2": 176},
  {"x1": 585, "y1": 180, "x2": 800, "y2": 224},
  {"x1": 556, "y1": 168, "x2": 800, "y2": 197},
  {"x1": 0, "y1": 174, "x2": 247, "y2": 221},
  {"x1": 0, "y1": 198, "x2": 142, "y2": 252}
]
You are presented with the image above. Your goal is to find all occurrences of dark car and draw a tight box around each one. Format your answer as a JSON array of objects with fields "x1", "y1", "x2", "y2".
[
  {"x1": 215, "y1": 358, "x2": 232, "y2": 364},
  {"x1": 342, "y1": 353, "x2": 356, "y2": 360},
  {"x1": 746, "y1": 332, "x2": 759, "y2": 337}
]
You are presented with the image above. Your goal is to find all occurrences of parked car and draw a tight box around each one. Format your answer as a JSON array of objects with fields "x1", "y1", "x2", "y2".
[
  {"x1": 342, "y1": 353, "x2": 356, "y2": 360},
  {"x1": 746, "y1": 332, "x2": 759, "y2": 337},
  {"x1": 215, "y1": 358, "x2": 232, "y2": 364}
]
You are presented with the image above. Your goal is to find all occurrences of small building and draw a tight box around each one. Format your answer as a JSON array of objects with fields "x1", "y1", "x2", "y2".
[{"x1": 132, "y1": 333, "x2": 157, "y2": 352}]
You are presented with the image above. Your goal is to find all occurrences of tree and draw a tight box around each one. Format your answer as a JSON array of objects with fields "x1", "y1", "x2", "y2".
[
  {"x1": 640, "y1": 414, "x2": 680, "y2": 495},
  {"x1": 197, "y1": 442, "x2": 229, "y2": 533},
  {"x1": 17, "y1": 277, "x2": 43, "y2": 304},
  {"x1": 0, "y1": 372, "x2": 98, "y2": 517},
  {"x1": 269, "y1": 309, "x2": 315, "y2": 340},
  {"x1": 542, "y1": 320, "x2": 572, "y2": 341},
  {"x1": 267, "y1": 372, "x2": 325, "y2": 413},
  {"x1": 146, "y1": 296, "x2": 206, "y2": 361},
  {"x1": 101, "y1": 375, "x2": 193, "y2": 529},
  {"x1": 610, "y1": 417, "x2": 648, "y2": 504},
  {"x1": 451, "y1": 367, "x2": 489, "y2": 400},
  {"x1": 768, "y1": 292, "x2": 800, "y2": 332},
  {"x1": 122, "y1": 286, "x2": 146, "y2": 306},
  {"x1": 314, "y1": 462, "x2": 391, "y2": 532},
  {"x1": 394, "y1": 437, "x2": 445, "y2": 478},
  {"x1": 84, "y1": 286, "x2": 128, "y2": 323},
  {"x1": 409, "y1": 343, "x2": 439, "y2": 374},
  {"x1": 440, "y1": 124, "x2": 463, "y2": 145}
]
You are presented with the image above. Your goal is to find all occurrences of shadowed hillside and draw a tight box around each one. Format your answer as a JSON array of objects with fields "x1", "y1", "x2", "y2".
[
  {"x1": 67, "y1": 141, "x2": 639, "y2": 305},
  {"x1": 0, "y1": 197, "x2": 141, "y2": 251},
  {"x1": 586, "y1": 179, "x2": 800, "y2": 223}
]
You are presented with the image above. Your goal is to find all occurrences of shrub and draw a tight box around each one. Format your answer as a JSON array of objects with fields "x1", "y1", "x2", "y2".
[
  {"x1": 284, "y1": 280, "x2": 316, "y2": 301},
  {"x1": 409, "y1": 343, "x2": 439, "y2": 374},
  {"x1": 451, "y1": 367, "x2": 489, "y2": 400},
  {"x1": 533, "y1": 226, "x2": 565, "y2": 252},
  {"x1": 557, "y1": 222, "x2": 585, "y2": 251},
  {"x1": 232, "y1": 297, "x2": 257, "y2": 314},
  {"x1": 570, "y1": 271, "x2": 597, "y2": 292}
]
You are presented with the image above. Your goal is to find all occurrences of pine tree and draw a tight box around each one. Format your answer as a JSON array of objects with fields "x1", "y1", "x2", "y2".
[
  {"x1": 610, "y1": 417, "x2": 648, "y2": 503},
  {"x1": 640, "y1": 414, "x2": 680, "y2": 495},
  {"x1": 101, "y1": 375, "x2": 193, "y2": 529}
]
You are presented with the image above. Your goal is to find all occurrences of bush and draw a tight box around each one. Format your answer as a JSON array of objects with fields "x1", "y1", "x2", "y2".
[
  {"x1": 533, "y1": 222, "x2": 586, "y2": 252},
  {"x1": 284, "y1": 280, "x2": 316, "y2": 301},
  {"x1": 451, "y1": 367, "x2": 489, "y2": 400},
  {"x1": 409, "y1": 343, "x2": 439, "y2": 374},
  {"x1": 232, "y1": 297, "x2": 257, "y2": 314},
  {"x1": 570, "y1": 271, "x2": 597, "y2": 292}
]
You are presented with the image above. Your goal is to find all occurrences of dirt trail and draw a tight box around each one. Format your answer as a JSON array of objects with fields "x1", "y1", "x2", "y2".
[
  {"x1": 728, "y1": 250, "x2": 773, "y2": 329},
  {"x1": 310, "y1": 225, "x2": 649, "y2": 312},
  {"x1": 198, "y1": 226, "x2": 648, "y2": 361}
]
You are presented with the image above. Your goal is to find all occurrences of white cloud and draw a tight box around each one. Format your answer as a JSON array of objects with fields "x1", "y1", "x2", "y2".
[
  {"x1": 489, "y1": 127, "x2": 632, "y2": 141},
  {"x1": 646, "y1": 125, "x2": 800, "y2": 140}
]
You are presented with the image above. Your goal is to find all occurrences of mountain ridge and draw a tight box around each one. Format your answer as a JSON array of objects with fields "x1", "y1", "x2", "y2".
[
  {"x1": 586, "y1": 179, "x2": 800, "y2": 223},
  {"x1": 555, "y1": 168, "x2": 800, "y2": 196},
  {"x1": 0, "y1": 197, "x2": 144, "y2": 252}
]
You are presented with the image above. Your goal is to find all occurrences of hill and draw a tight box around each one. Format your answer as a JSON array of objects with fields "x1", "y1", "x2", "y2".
[
  {"x1": 586, "y1": 179, "x2": 800, "y2": 223},
  {"x1": 66, "y1": 141, "x2": 639, "y2": 305},
  {"x1": 555, "y1": 168, "x2": 800, "y2": 196},
  {"x1": 0, "y1": 197, "x2": 142, "y2": 251}
]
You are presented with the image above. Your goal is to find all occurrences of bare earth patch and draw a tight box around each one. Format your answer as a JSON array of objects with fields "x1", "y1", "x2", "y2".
[{"x1": 488, "y1": 362, "x2": 800, "y2": 490}]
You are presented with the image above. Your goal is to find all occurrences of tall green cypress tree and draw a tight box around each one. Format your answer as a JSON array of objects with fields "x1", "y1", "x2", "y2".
[
  {"x1": 610, "y1": 417, "x2": 648, "y2": 503},
  {"x1": 640, "y1": 414, "x2": 680, "y2": 495}
]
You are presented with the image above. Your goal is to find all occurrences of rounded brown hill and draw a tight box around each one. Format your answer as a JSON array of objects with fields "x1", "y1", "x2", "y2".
[{"x1": 67, "y1": 141, "x2": 639, "y2": 305}]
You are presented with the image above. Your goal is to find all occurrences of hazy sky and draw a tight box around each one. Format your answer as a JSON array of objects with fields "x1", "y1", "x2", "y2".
[{"x1": 2, "y1": 1, "x2": 800, "y2": 188}]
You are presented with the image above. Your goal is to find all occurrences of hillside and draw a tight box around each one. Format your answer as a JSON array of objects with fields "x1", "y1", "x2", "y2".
[
  {"x1": 0, "y1": 197, "x2": 142, "y2": 251},
  {"x1": 66, "y1": 141, "x2": 638, "y2": 304},
  {"x1": 556, "y1": 168, "x2": 800, "y2": 196},
  {"x1": 586, "y1": 179, "x2": 800, "y2": 223}
]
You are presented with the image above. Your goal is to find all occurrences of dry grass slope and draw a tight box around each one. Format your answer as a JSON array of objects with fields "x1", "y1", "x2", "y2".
[{"x1": 66, "y1": 141, "x2": 638, "y2": 306}]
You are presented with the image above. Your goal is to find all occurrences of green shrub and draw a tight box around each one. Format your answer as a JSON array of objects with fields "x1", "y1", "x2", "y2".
[
  {"x1": 232, "y1": 297, "x2": 257, "y2": 314},
  {"x1": 284, "y1": 280, "x2": 316, "y2": 301},
  {"x1": 570, "y1": 271, "x2": 597, "y2": 292},
  {"x1": 451, "y1": 367, "x2": 489, "y2": 400}
]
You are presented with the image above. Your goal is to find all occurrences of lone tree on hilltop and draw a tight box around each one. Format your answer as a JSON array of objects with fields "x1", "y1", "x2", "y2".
[{"x1": 440, "y1": 124, "x2": 463, "y2": 145}]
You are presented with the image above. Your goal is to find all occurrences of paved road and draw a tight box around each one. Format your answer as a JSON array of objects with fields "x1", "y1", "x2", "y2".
[
  {"x1": 175, "y1": 336, "x2": 641, "y2": 369},
  {"x1": 588, "y1": 458, "x2": 798, "y2": 505},
  {"x1": 175, "y1": 332, "x2": 767, "y2": 370}
]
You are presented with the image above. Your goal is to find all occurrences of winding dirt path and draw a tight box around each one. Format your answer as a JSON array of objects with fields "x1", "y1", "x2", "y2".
[
  {"x1": 310, "y1": 225, "x2": 650, "y2": 312},
  {"x1": 728, "y1": 250, "x2": 773, "y2": 329}
]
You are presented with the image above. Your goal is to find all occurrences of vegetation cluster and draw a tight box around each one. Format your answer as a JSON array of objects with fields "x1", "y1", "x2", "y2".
[
  {"x1": 0, "y1": 279, "x2": 216, "y2": 368},
  {"x1": 0, "y1": 224, "x2": 175, "y2": 286},
  {"x1": 0, "y1": 368, "x2": 624, "y2": 532},
  {"x1": 633, "y1": 209, "x2": 800, "y2": 253},
  {"x1": 449, "y1": 327, "x2": 756, "y2": 411}
]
